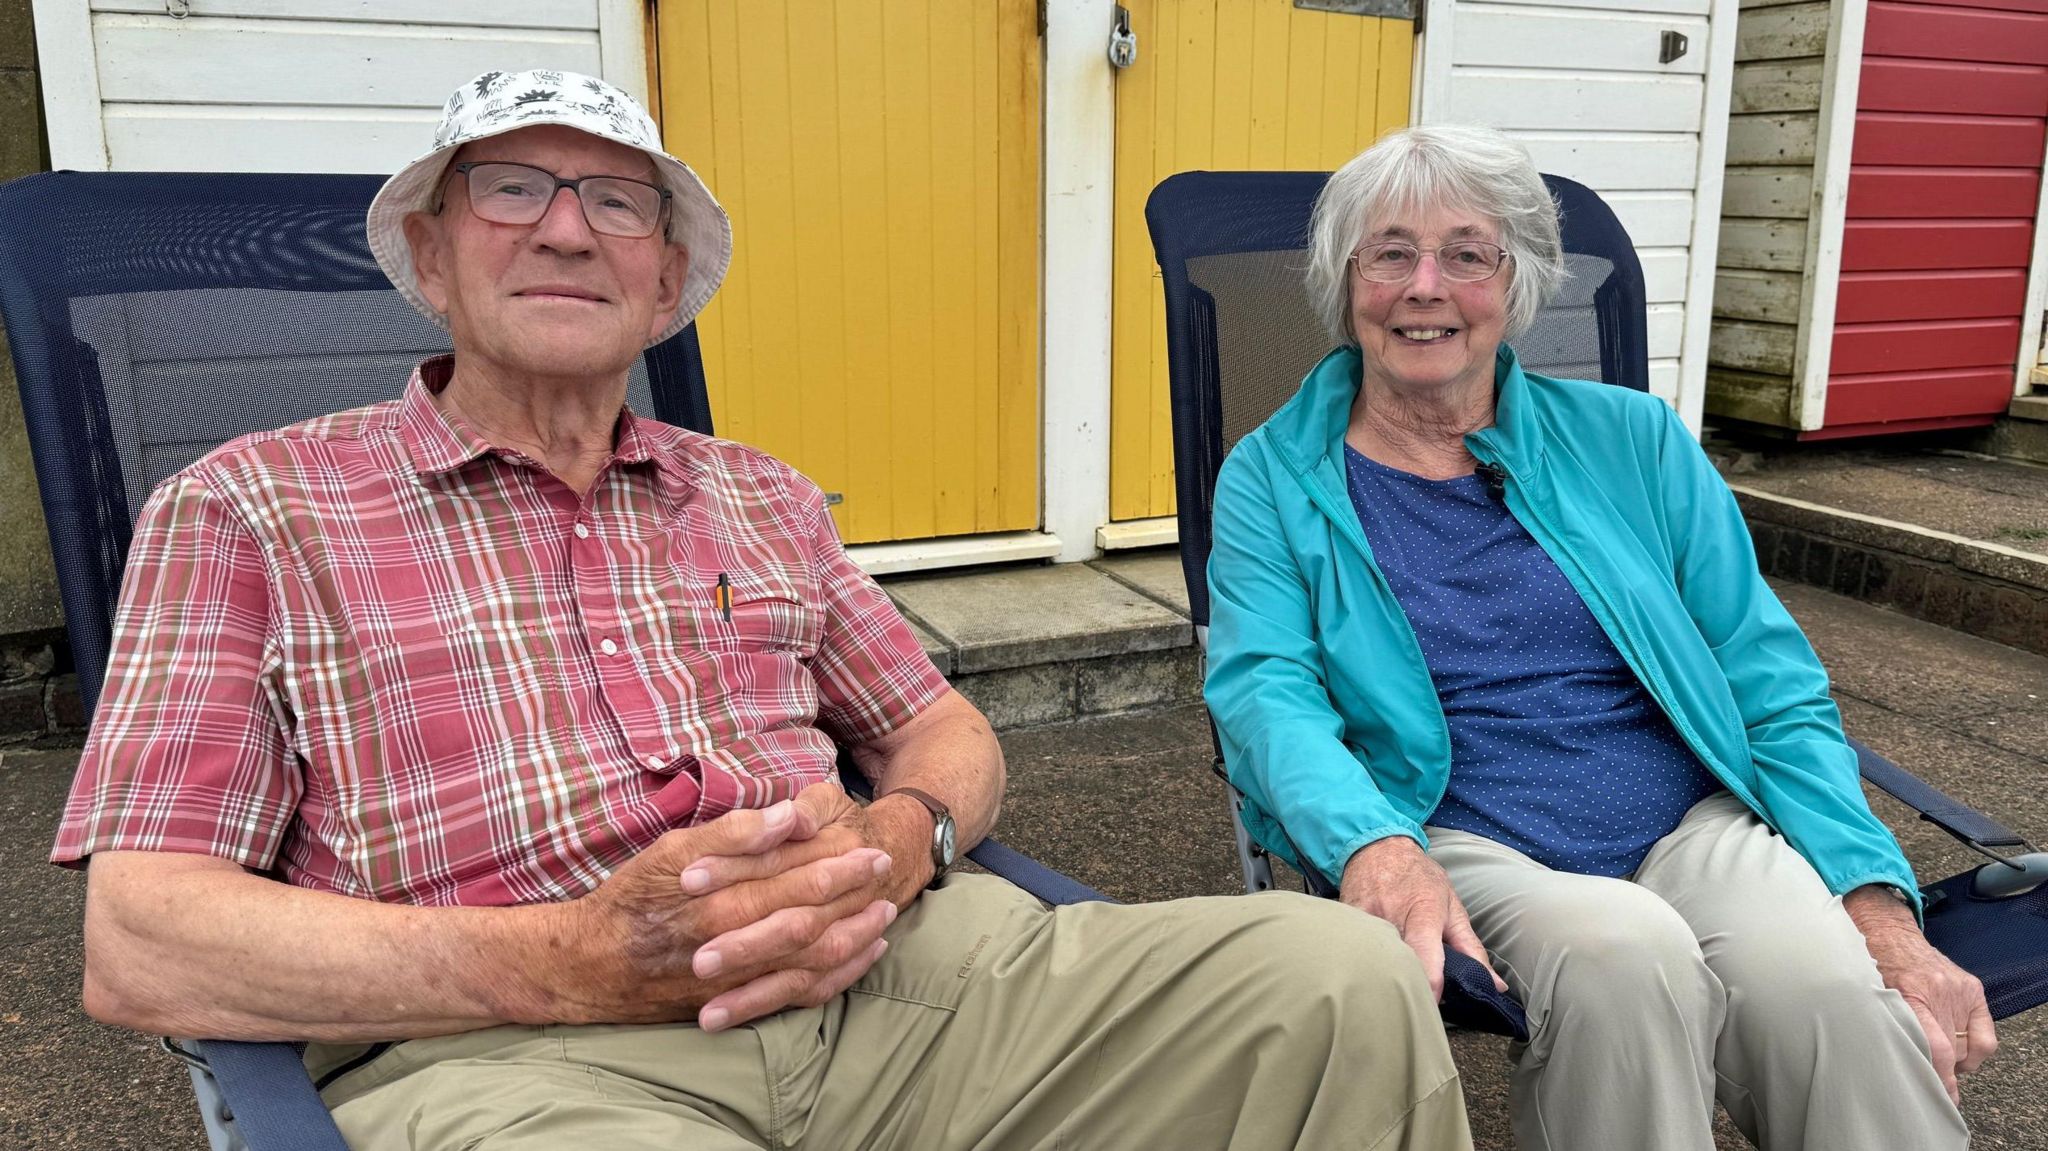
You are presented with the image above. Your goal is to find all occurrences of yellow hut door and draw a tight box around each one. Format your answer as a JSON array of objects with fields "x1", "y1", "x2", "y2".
[
  {"x1": 656, "y1": 1, "x2": 1041, "y2": 545},
  {"x1": 1109, "y1": 0, "x2": 1414, "y2": 523}
]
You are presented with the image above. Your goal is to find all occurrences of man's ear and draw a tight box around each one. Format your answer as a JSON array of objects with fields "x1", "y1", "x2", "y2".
[
  {"x1": 648, "y1": 242, "x2": 689, "y2": 343},
  {"x1": 402, "y1": 211, "x2": 452, "y2": 317}
]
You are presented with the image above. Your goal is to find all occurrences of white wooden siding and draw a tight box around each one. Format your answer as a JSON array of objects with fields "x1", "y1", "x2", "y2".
[
  {"x1": 1419, "y1": 0, "x2": 1738, "y2": 427},
  {"x1": 37, "y1": 0, "x2": 646, "y2": 173},
  {"x1": 1606, "y1": 192, "x2": 1697, "y2": 247},
  {"x1": 1450, "y1": 6, "x2": 1709, "y2": 75},
  {"x1": 88, "y1": 1, "x2": 597, "y2": 28}
]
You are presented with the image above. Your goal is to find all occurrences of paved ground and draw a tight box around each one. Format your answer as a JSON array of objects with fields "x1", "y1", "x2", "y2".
[
  {"x1": 4, "y1": 580, "x2": 2046, "y2": 1149},
  {"x1": 1717, "y1": 437, "x2": 2048, "y2": 552}
]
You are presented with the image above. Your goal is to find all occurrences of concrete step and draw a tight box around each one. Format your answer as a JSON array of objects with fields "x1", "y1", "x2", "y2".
[
  {"x1": 882, "y1": 550, "x2": 1202, "y2": 730},
  {"x1": 1970, "y1": 395, "x2": 2048, "y2": 467},
  {"x1": 0, "y1": 555, "x2": 1208, "y2": 744},
  {"x1": 1713, "y1": 440, "x2": 2048, "y2": 657},
  {"x1": 892, "y1": 434, "x2": 2048, "y2": 729}
]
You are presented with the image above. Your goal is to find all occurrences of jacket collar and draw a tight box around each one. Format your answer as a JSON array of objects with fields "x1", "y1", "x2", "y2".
[{"x1": 1264, "y1": 343, "x2": 1547, "y2": 481}]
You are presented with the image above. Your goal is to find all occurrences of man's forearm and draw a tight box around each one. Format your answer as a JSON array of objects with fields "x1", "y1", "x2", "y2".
[
  {"x1": 83, "y1": 851, "x2": 582, "y2": 1042},
  {"x1": 85, "y1": 802, "x2": 886, "y2": 1043},
  {"x1": 852, "y1": 690, "x2": 1005, "y2": 904}
]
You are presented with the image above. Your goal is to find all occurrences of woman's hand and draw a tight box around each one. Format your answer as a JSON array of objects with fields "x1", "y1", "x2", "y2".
[
  {"x1": 1340, "y1": 835, "x2": 1507, "y2": 1002},
  {"x1": 1845, "y1": 885, "x2": 1996, "y2": 1104}
]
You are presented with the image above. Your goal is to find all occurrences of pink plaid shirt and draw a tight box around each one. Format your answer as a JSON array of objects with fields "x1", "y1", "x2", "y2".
[{"x1": 52, "y1": 357, "x2": 950, "y2": 906}]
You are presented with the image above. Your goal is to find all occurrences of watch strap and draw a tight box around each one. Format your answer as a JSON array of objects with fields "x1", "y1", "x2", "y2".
[
  {"x1": 882, "y1": 787, "x2": 955, "y2": 882},
  {"x1": 885, "y1": 786, "x2": 948, "y2": 822}
]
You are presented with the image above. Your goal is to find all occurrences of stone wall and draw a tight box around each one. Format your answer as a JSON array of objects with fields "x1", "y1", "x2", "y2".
[
  {"x1": 1740, "y1": 490, "x2": 2048, "y2": 659},
  {"x1": 0, "y1": 0, "x2": 71, "y2": 741}
]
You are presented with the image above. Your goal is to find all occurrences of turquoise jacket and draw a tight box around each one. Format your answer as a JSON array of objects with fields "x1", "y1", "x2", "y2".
[{"x1": 1203, "y1": 344, "x2": 1921, "y2": 914}]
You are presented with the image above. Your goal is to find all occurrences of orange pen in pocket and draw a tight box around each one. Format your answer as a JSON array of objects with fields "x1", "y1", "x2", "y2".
[{"x1": 715, "y1": 572, "x2": 732, "y2": 622}]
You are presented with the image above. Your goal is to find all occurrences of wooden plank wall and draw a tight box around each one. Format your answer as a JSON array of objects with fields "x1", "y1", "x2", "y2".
[
  {"x1": 1441, "y1": 0, "x2": 1714, "y2": 405},
  {"x1": 661, "y1": 0, "x2": 1043, "y2": 544},
  {"x1": 84, "y1": 1, "x2": 605, "y2": 172},
  {"x1": 1108, "y1": 1, "x2": 1412, "y2": 522},
  {"x1": 1820, "y1": 0, "x2": 2048, "y2": 434},
  {"x1": 1706, "y1": 0, "x2": 1828, "y2": 427}
]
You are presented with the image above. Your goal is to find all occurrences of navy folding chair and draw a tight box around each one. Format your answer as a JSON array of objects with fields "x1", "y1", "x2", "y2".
[
  {"x1": 0, "y1": 169, "x2": 1103, "y2": 1151},
  {"x1": 1145, "y1": 169, "x2": 2048, "y2": 1027}
]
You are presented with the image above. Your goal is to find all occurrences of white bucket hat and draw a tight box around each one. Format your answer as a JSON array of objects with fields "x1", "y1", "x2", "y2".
[{"x1": 367, "y1": 68, "x2": 731, "y2": 346}]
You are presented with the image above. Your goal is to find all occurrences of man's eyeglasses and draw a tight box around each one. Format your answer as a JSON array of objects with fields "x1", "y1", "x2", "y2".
[
  {"x1": 446, "y1": 161, "x2": 671, "y2": 239},
  {"x1": 1350, "y1": 241, "x2": 1511, "y2": 284}
]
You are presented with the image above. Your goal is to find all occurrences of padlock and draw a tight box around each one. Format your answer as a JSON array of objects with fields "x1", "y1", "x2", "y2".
[{"x1": 1108, "y1": 6, "x2": 1138, "y2": 69}]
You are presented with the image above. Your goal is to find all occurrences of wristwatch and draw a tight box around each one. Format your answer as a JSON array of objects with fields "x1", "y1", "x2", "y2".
[{"x1": 886, "y1": 787, "x2": 957, "y2": 887}]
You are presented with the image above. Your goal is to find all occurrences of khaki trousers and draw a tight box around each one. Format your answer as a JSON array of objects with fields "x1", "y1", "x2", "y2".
[
  {"x1": 1428, "y1": 791, "x2": 1968, "y2": 1151},
  {"x1": 311, "y1": 874, "x2": 1473, "y2": 1150}
]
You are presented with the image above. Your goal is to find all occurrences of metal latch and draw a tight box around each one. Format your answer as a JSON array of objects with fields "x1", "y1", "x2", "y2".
[
  {"x1": 1108, "y1": 5, "x2": 1138, "y2": 69},
  {"x1": 1659, "y1": 30, "x2": 1689, "y2": 64},
  {"x1": 1295, "y1": 0, "x2": 1422, "y2": 16}
]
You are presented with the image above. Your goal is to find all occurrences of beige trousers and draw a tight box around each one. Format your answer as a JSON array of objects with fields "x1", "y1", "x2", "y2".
[
  {"x1": 311, "y1": 874, "x2": 1473, "y2": 1150},
  {"x1": 1428, "y1": 791, "x2": 1967, "y2": 1151}
]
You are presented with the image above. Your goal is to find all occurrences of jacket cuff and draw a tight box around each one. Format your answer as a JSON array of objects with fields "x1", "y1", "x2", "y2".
[
  {"x1": 1317, "y1": 826, "x2": 1429, "y2": 889},
  {"x1": 1833, "y1": 870, "x2": 1927, "y2": 927}
]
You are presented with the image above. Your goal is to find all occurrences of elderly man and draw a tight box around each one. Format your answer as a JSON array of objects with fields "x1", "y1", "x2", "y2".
[{"x1": 52, "y1": 71, "x2": 1471, "y2": 1150}]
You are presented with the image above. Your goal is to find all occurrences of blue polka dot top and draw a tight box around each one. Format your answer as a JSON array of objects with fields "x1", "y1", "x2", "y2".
[{"x1": 1345, "y1": 444, "x2": 1719, "y2": 877}]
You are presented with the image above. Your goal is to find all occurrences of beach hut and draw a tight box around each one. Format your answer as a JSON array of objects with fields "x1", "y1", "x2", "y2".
[
  {"x1": 26, "y1": 0, "x2": 1757, "y2": 567},
  {"x1": 1707, "y1": 0, "x2": 2048, "y2": 438}
]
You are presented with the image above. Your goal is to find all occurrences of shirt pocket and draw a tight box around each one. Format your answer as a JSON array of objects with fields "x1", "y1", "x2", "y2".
[{"x1": 677, "y1": 567, "x2": 823, "y2": 658}]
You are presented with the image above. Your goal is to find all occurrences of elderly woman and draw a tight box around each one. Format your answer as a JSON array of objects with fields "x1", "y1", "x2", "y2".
[{"x1": 1203, "y1": 124, "x2": 1992, "y2": 1150}]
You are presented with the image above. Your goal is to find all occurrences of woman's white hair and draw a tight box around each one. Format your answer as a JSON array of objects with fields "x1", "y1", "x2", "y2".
[{"x1": 1306, "y1": 124, "x2": 1566, "y2": 346}]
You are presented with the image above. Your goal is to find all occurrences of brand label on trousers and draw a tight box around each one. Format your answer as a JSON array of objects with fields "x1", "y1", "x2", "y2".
[{"x1": 957, "y1": 933, "x2": 993, "y2": 979}]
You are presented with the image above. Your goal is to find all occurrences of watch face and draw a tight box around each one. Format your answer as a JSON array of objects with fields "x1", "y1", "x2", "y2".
[{"x1": 936, "y1": 815, "x2": 958, "y2": 867}]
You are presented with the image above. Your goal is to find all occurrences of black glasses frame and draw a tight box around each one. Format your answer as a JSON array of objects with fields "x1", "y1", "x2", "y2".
[{"x1": 447, "y1": 161, "x2": 673, "y2": 238}]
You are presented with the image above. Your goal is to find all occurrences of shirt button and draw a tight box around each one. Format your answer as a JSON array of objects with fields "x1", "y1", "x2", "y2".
[
  {"x1": 599, "y1": 638, "x2": 619, "y2": 656},
  {"x1": 574, "y1": 522, "x2": 591, "y2": 539}
]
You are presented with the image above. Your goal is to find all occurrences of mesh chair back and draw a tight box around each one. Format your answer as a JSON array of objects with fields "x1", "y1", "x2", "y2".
[
  {"x1": 1145, "y1": 170, "x2": 1648, "y2": 628},
  {"x1": 0, "y1": 171, "x2": 714, "y2": 718}
]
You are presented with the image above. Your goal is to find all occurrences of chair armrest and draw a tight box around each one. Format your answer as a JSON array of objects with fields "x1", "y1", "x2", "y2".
[
  {"x1": 1850, "y1": 737, "x2": 2031, "y2": 854},
  {"x1": 835, "y1": 761, "x2": 1111, "y2": 907},
  {"x1": 178, "y1": 1039, "x2": 349, "y2": 1151}
]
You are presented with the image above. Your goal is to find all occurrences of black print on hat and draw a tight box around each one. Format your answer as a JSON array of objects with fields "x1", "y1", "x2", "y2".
[
  {"x1": 511, "y1": 88, "x2": 558, "y2": 107},
  {"x1": 533, "y1": 69, "x2": 564, "y2": 86},
  {"x1": 472, "y1": 71, "x2": 507, "y2": 98}
]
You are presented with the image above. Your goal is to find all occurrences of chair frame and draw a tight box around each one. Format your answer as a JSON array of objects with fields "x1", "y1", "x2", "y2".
[
  {"x1": 1143, "y1": 168, "x2": 2048, "y2": 1019},
  {"x1": 0, "y1": 169, "x2": 1104, "y2": 1151}
]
